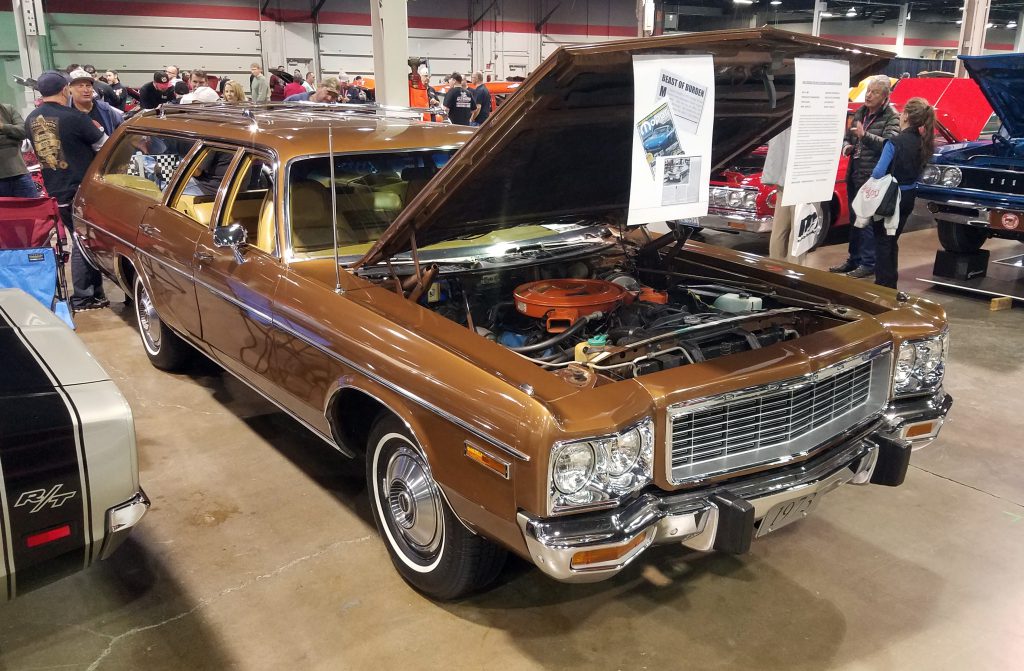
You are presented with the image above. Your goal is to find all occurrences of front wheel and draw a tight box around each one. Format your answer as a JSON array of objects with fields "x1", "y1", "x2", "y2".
[
  {"x1": 366, "y1": 415, "x2": 506, "y2": 600},
  {"x1": 937, "y1": 219, "x2": 987, "y2": 253},
  {"x1": 133, "y1": 274, "x2": 191, "y2": 371}
]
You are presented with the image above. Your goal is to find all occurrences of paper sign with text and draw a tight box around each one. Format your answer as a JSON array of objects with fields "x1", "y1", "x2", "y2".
[
  {"x1": 629, "y1": 54, "x2": 715, "y2": 226},
  {"x1": 781, "y1": 58, "x2": 850, "y2": 207}
]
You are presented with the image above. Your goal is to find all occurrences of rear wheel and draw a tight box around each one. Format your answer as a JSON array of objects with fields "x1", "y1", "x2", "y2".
[
  {"x1": 937, "y1": 220, "x2": 987, "y2": 253},
  {"x1": 366, "y1": 415, "x2": 506, "y2": 600},
  {"x1": 133, "y1": 274, "x2": 191, "y2": 371}
]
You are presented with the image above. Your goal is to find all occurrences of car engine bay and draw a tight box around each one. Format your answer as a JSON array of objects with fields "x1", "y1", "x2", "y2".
[{"x1": 404, "y1": 237, "x2": 851, "y2": 386}]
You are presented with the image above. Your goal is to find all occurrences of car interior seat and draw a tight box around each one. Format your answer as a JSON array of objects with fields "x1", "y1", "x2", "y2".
[
  {"x1": 399, "y1": 166, "x2": 436, "y2": 206},
  {"x1": 289, "y1": 180, "x2": 355, "y2": 251}
]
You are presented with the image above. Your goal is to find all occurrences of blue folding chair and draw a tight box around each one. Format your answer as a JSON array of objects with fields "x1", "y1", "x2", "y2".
[{"x1": 0, "y1": 197, "x2": 73, "y2": 328}]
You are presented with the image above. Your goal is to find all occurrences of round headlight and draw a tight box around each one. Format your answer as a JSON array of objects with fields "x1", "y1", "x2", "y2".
[
  {"x1": 940, "y1": 167, "x2": 962, "y2": 188},
  {"x1": 711, "y1": 188, "x2": 727, "y2": 206},
  {"x1": 916, "y1": 339, "x2": 943, "y2": 372},
  {"x1": 552, "y1": 443, "x2": 596, "y2": 495},
  {"x1": 921, "y1": 165, "x2": 940, "y2": 184},
  {"x1": 727, "y1": 190, "x2": 744, "y2": 208},
  {"x1": 743, "y1": 191, "x2": 758, "y2": 210},
  {"x1": 894, "y1": 344, "x2": 916, "y2": 385},
  {"x1": 606, "y1": 430, "x2": 642, "y2": 477}
]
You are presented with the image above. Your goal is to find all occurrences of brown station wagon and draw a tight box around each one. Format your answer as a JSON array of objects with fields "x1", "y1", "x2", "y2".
[{"x1": 75, "y1": 28, "x2": 953, "y2": 599}]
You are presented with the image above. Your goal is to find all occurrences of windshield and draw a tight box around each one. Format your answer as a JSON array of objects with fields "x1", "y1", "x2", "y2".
[
  {"x1": 288, "y1": 150, "x2": 453, "y2": 257},
  {"x1": 982, "y1": 113, "x2": 1002, "y2": 136},
  {"x1": 288, "y1": 149, "x2": 600, "y2": 262}
]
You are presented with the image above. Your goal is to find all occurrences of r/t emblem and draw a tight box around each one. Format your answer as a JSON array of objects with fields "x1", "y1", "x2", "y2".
[{"x1": 14, "y1": 485, "x2": 77, "y2": 513}]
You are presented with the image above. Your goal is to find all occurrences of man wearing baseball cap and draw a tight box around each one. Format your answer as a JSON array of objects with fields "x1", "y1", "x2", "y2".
[
  {"x1": 180, "y1": 86, "x2": 221, "y2": 104},
  {"x1": 283, "y1": 77, "x2": 340, "y2": 103},
  {"x1": 139, "y1": 71, "x2": 175, "y2": 110},
  {"x1": 68, "y1": 68, "x2": 123, "y2": 136},
  {"x1": 25, "y1": 70, "x2": 110, "y2": 310}
]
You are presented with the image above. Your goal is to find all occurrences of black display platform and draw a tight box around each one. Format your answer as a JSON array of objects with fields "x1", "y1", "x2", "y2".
[{"x1": 918, "y1": 252, "x2": 1024, "y2": 301}]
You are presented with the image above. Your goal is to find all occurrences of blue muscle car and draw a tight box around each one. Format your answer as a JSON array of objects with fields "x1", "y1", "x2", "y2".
[{"x1": 917, "y1": 53, "x2": 1024, "y2": 252}]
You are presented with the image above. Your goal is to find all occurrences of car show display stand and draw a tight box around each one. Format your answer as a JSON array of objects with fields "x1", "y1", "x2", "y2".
[{"x1": 919, "y1": 251, "x2": 1024, "y2": 305}]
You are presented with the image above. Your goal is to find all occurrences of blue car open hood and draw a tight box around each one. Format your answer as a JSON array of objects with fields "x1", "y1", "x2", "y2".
[{"x1": 960, "y1": 54, "x2": 1024, "y2": 138}]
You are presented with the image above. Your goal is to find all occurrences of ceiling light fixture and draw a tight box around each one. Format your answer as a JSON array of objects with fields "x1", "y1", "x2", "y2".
[
  {"x1": 1008, "y1": 21, "x2": 1018, "y2": 28},
  {"x1": 733, "y1": 0, "x2": 754, "y2": 5},
  {"x1": 770, "y1": 0, "x2": 782, "y2": 5},
  {"x1": 821, "y1": 11, "x2": 834, "y2": 17},
  {"x1": 986, "y1": 22, "x2": 994, "y2": 28}
]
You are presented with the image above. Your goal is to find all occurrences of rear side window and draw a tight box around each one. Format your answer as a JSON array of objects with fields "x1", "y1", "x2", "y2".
[
  {"x1": 168, "y1": 148, "x2": 238, "y2": 227},
  {"x1": 101, "y1": 133, "x2": 196, "y2": 200}
]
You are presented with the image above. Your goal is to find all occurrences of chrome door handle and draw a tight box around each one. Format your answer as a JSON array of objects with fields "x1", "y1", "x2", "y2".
[
  {"x1": 194, "y1": 251, "x2": 214, "y2": 263},
  {"x1": 139, "y1": 223, "x2": 159, "y2": 236}
]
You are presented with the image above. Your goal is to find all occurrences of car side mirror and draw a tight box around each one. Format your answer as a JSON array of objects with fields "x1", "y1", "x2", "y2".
[{"x1": 214, "y1": 223, "x2": 247, "y2": 264}]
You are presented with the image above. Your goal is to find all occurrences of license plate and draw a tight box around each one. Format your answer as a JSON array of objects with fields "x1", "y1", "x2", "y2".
[
  {"x1": 755, "y1": 493, "x2": 819, "y2": 538},
  {"x1": 990, "y1": 210, "x2": 1022, "y2": 231}
]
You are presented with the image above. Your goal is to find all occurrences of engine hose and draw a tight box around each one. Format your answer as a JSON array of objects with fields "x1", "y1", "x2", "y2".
[
  {"x1": 541, "y1": 352, "x2": 571, "y2": 366},
  {"x1": 509, "y1": 312, "x2": 601, "y2": 353}
]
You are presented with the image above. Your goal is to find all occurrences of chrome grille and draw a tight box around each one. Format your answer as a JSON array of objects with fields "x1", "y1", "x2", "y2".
[
  {"x1": 960, "y1": 168, "x2": 1023, "y2": 197},
  {"x1": 667, "y1": 347, "x2": 891, "y2": 483}
]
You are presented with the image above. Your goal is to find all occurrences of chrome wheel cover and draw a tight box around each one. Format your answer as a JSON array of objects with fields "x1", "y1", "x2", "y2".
[
  {"x1": 382, "y1": 445, "x2": 443, "y2": 557},
  {"x1": 136, "y1": 280, "x2": 162, "y2": 352}
]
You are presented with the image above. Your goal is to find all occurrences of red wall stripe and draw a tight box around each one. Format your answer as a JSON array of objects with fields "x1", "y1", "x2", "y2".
[{"x1": 31, "y1": 1, "x2": 635, "y2": 35}]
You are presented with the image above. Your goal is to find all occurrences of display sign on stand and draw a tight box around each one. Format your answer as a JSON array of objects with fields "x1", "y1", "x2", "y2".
[
  {"x1": 780, "y1": 57, "x2": 850, "y2": 208},
  {"x1": 628, "y1": 55, "x2": 715, "y2": 226}
]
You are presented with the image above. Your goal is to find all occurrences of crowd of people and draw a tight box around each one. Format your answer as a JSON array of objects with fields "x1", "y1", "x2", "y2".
[
  {"x1": 767, "y1": 75, "x2": 937, "y2": 289},
  {"x1": 47, "y1": 62, "x2": 373, "y2": 113}
]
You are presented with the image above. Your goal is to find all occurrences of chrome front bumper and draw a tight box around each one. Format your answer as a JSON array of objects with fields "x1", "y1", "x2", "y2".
[
  {"x1": 700, "y1": 211, "x2": 774, "y2": 233},
  {"x1": 517, "y1": 392, "x2": 951, "y2": 583},
  {"x1": 98, "y1": 488, "x2": 150, "y2": 560},
  {"x1": 927, "y1": 200, "x2": 992, "y2": 228}
]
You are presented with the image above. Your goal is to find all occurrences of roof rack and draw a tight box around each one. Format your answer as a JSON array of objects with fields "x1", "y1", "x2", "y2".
[{"x1": 148, "y1": 101, "x2": 448, "y2": 127}]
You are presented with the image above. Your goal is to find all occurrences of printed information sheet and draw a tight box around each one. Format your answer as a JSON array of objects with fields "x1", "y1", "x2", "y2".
[
  {"x1": 780, "y1": 58, "x2": 850, "y2": 206},
  {"x1": 629, "y1": 54, "x2": 715, "y2": 225}
]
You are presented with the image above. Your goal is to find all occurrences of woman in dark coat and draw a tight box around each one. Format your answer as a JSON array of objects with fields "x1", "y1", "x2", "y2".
[{"x1": 868, "y1": 97, "x2": 936, "y2": 289}]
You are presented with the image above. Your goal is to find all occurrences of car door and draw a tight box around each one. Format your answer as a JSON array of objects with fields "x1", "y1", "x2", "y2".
[
  {"x1": 84, "y1": 133, "x2": 204, "y2": 337},
  {"x1": 135, "y1": 143, "x2": 240, "y2": 340},
  {"x1": 192, "y1": 150, "x2": 282, "y2": 392}
]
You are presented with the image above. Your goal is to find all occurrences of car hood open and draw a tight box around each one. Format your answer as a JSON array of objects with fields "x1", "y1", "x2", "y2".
[
  {"x1": 960, "y1": 53, "x2": 1024, "y2": 139},
  {"x1": 357, "y1": 28, "x2": 890, "y2": 268},
  {"x1": 888, "y1": 77, "x2": 992, "y2": 143}
]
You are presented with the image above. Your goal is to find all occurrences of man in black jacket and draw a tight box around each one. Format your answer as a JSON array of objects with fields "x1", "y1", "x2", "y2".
[
  {"x1": 25, "y1": 71, "x2": 109, "y2": 310},
  {"x1": 830, "y1": 76, "x2": 900, "y2": 279},
  {"x1": 139, "y1": 71, "x2": 175, "y2": 110},
  {"x1": 470, "y1": 71, "x2": 491, "y2": 126}
]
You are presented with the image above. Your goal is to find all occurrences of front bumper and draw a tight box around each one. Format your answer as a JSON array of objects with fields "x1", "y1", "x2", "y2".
[
  {"x1": 926, "y1": 198, "x2": 1024, "y2": 233},
  {"x1": 98, "y1": 488, "x2": 150, "y2": 560},
  {"x1": 700, "y1": 210, "x2": 774, "y2": 233},
  {"x1": 517, "y1": 392, "x2": 951, "y2": 582}
]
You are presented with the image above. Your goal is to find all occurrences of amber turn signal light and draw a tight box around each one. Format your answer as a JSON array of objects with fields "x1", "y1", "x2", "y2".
[
  {"x1": 904, "y1": 420, "x2": 938, "y2": 439},
  {"x1": 464, "y1": 442, "x2": 510, "y2": 479},
  {"x1": 570, "y1": 531, "x2": 650, "y2": 570}
]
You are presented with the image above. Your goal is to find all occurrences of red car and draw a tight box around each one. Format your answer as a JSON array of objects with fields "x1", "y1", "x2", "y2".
[{"x1": 701, "y1": 78, "x2": 993, "y2": 246}]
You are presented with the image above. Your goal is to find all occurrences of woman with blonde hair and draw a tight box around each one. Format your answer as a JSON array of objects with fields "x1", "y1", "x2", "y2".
[
  {"x1": 222, "y1": 79, "x2": 246, "y2": 103},
  {"x1": 867, "y1": 96, "x2": 936, "y2": 288}
]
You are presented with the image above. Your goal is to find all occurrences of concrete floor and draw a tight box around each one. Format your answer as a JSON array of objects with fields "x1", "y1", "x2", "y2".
[{"x1": 1, "y1": 226, "x2": 1023, "y2": 671}]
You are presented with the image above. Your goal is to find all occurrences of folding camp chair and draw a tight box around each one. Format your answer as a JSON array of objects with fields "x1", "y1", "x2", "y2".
[{"x1": 0, "y1": 196, "x2": 73, "y2": 328}]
